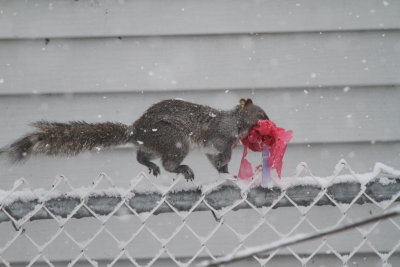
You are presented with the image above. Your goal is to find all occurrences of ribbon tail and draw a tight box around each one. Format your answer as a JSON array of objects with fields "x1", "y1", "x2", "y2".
[
  {"x1": 238, "y1": 146, "x2": 254, "y2": 180},
  {"x1": 261, "y1": 146, "x2": 271, "y2": 187}
]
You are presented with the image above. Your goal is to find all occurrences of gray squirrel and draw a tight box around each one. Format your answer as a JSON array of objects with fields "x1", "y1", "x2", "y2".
[{"x1": 1, "y1": 98, "x2": 269, "y2": 181}]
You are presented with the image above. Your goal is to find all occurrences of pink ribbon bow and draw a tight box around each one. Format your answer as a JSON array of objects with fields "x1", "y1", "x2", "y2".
[{"x1": 238, "y1": 120, "x2": 293, "y2": 180}]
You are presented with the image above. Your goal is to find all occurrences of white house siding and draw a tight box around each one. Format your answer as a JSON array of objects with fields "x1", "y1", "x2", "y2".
[{"x1": 0, "y1": 0, "x2": 399, "y2": 266}]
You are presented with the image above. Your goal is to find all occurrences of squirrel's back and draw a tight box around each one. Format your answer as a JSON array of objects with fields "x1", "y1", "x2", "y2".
[
  {"x1": 133, "y1": 99, "x2": 224, "y2": 143},
  {"x1": 135, "y1": 99, "x2": 218, "y2": 124}
]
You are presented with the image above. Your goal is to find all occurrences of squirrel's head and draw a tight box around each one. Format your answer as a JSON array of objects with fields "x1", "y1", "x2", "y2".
[{"x1": 237, "y1": 98, "x2": 269, "y2": 127}]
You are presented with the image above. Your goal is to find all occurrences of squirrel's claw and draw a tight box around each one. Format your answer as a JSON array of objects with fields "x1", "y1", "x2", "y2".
[
  {"x1": 183, "y1": 168, "x2": 195, "y2": 182},
  {"x1": 174, "y1": 165, "x2": 194, "y2": 181},
  {"x1": 148, "y1": 166, "x2": 161, "y2": 177}
]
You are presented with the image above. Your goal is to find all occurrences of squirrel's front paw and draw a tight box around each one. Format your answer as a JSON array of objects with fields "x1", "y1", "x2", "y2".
[
  {"x1": 148, "y1": 165, "x2": 161, "y2": 176},
  {"x1": 184, "y1": 169, "x2": 195, "y2": 181}
]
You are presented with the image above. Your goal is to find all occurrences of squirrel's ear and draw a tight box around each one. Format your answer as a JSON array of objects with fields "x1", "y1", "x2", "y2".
[{"x1": 239, "y1": 98, "x2": 253, "y2": 109}]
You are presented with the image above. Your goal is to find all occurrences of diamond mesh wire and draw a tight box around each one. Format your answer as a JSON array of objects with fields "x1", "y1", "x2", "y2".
[{"x1": 0, "y1": 160, "x2": 399, "y2": 267}]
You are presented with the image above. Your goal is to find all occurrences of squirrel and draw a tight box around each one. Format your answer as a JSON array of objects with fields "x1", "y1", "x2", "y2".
[{"x1": 1, "y1": 98, "x2": 268, "y2": 181}]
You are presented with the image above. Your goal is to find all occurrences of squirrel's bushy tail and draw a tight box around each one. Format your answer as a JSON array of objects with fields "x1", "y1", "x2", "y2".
[{"x1": 2, "y1": 121, "x2": 134, "y2": 163}]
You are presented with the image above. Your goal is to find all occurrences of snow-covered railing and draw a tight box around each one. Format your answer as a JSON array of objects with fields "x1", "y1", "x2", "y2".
[
  {"x1": 0, "y1": 161, "x2": 399, "y2": 266},
  {"x1": 1, "y1": 172, "x2": 399, "y2": 225}
]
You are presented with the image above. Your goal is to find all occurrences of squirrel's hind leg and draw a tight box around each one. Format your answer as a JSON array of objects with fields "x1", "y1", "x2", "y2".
[
  {"x1": 137, "y1": 150, "x2": 160, "y2": 176},
  {"x1": 160, "y1": 143, "x2": 194, "y2": 181},
  {"x1": 163, "y1": 160, "x2": 194, "y2": 181}
]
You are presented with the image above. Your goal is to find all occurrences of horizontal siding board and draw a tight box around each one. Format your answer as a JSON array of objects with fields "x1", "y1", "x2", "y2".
[
  {"x1": 0, "y1": 87, "x2": 399, "y2": 146},
  {"x1": 0, "y1": 0, "x2": 399, "y2": 39},
  {"x1": 0, "y1": 31, "x2": 399, "y2": 95},
  {"x1": 1, "y1": 141, "x2": 399, "y2": 187}
]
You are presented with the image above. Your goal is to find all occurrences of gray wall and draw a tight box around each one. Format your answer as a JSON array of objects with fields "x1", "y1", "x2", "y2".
[{"x1": 0, "y1": 0, "x2": 399, "y2": 266}]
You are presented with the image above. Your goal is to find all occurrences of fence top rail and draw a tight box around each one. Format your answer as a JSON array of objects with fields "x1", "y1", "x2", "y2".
[{"x1": 0, "y1": 161, "x2": 399, "y2": 225}]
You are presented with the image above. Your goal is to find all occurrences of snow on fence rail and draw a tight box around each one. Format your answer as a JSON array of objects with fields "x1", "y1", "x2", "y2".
[{"x1": 0, "y1": 161, "x2": 399, "y2": 266}]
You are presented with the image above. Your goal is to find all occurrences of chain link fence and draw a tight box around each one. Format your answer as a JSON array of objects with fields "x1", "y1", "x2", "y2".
[{"x1": 0, "y1": 160, "x2": 399, "y2": 266}]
